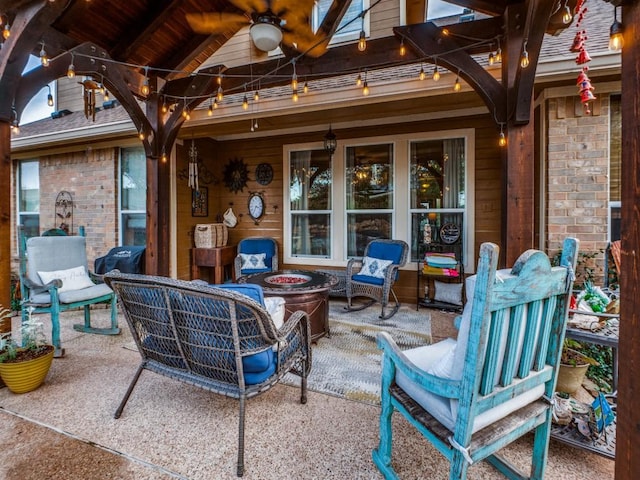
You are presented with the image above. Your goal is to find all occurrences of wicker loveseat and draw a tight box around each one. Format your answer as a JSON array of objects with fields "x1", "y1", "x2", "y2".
[{"x1": 103, "y1": 272, "x2": 312, "y2": 477}]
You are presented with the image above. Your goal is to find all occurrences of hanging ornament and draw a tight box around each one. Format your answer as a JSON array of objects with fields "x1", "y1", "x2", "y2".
[
  {"x1": 80, "y1": 79, "x2": 101, "y2": 121},
  {"x1": 188, "y1": 139, "x2": 199, "y2": 191},
  {"x1": 570, "y1": 31, "x2": 585, "y2": 53},
  {"x1": 576, "y1": 48, "x2": 592, "y2": 65}
]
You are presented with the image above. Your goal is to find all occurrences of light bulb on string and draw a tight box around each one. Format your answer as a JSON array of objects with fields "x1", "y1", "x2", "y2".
[
  {"x1": 399, "y1": 38, "x2": 406, "y2": 56},
  {"x1": 609, "y1": 6, "x2": 624, "y2": 52},
  {"x1": 291, "y1": 61, "x2": 298, "y2": 91},
  {"x1": 292, "y1": 89, "x2": 299, "y2": 102},
  {"x1": 138, "y1": 129, "x2": 145, "y2": 141},
  {"x1": 520, "y1": 41, "x2": 530, "y2": 69},
  {"x1": 498, "y1": 124, "x2": 507, "y2": 147},
  {"x1": 495, "y1": 43, "x2": 502, "y2": 63},
  {"x1": 419, "y1": 64, "x2": 425, "y2": 81},
  {"x1": 453, "y1": 73, "x2": 461, "y2": 92},
  {"x1": 242, "y1": 94, "x2": 249, "y2": 110},
  {"x1": 46, "y1": 85, "x2": 54, "y2": 107},
  {"x1": 254, "y1": 90, "x2": 260, "y2": 101},
  {"x1": 39, "y1": 42, "x2": 49, "y2": 67},
  {"x1": 356, "y1": 72, "x2": 362, "y2": 86},
  {"x1": 358, "y1": 30, "x2": 366, "y2": 52},
  {"x1": 562, "y1": 1, "x2": 573, "y2": 24},
  {"x1": 141, "y1": 67, "x2": 150, "y2": 96},
  {"x1": 216, "y1": 85, "x2": 224, "y2": 102},
  {"x1": 362, "y1": 81, "x2": 369, "y2": 96},
  {"x1": 162, "y1": 98, "x2": 168, "y2": 114},
  {"x1": 488, "y1": 52, "x2": 495, "y2": 66},
  {"x1": 161, "y1": 149, "x2": 167, "y2": 163},
  {"x1": 303, "y1": 81, "x2": 309, "y2": 94},
  {"x1": 2, "y1": 23, "x2": 10, "y2": 40},
  {"x1": 67, "y1": 54, "x2": 76, "y2": 78},
  {"x1": 103, "y1": 89, "x2": 109, "y2": 102},
  {"x1": 432, "y1": 62, "x2": 440, "y2": 81},
  {"x1": 207, "y1": 98, "x2": 213, "y2": 116}
]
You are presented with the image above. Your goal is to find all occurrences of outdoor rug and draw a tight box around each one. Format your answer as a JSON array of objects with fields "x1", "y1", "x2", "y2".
[{"x1": 283, "y1": 300, "x2": 432, "y2": 405}]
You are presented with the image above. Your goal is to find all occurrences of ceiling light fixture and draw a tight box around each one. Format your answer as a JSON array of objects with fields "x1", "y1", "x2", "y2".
[
  {"x1": 250, "y1": 14, "x2": 282, "y2": 52},
  {"x1": 609, "y1": 6, "x2": 624, "y2": 52}
]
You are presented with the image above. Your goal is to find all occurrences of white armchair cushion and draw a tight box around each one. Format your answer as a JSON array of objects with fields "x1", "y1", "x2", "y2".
[
  {"x1": 240, "y1": 253, "x2": 267, "y2": 270},
  {"x1": 358, "y1": 256, "x2": 393, "y2": 278},
  {"x1": 38, "y1": 266, "x2": 95, "y2": 292}
]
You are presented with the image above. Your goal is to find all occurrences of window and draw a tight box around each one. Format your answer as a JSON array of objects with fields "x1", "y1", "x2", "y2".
[
  {"x1": 17, "y1": 160, "x2": 40, "y2": 239},
  {"x1": 409, "y1": 138, "x2": 466, "y2": 262},
  {"x1": 120, "y1": 147, "x2": 146, "y2": 246},
  {"x1": 313, "y1": 0, "x2": 368, "y2": 43},
  {"x1": 346, "y1": 143, "x2": 394, "y2": 256},
  {"x1": 289, "y1": 149, "x2": 332, "y2": 258},
  {"x1": 284, "y1": 130, "x2": 474, "y2": 271},
  {"x1": 609, "y1": 94, "x2": 621, "y2": 242}
]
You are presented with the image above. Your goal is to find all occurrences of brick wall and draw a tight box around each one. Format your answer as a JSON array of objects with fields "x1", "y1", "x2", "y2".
[{"x1": 546, "y1": 95, "x2": 611, "y2": 284}]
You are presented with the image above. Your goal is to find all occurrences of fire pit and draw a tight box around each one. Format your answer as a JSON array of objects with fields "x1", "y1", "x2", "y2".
[{"x1": 238, "y1": 270, "x2": 338, "y2": 341}]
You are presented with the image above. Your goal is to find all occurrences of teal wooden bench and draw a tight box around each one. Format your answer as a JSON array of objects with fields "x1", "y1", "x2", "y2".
[{"x1": 373, "y1": 238, "x2": 578, "y2": 479}]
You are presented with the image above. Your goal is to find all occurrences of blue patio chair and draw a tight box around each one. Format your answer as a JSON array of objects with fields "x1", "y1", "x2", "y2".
[
  {"x1": 345, "y1": 239, "x2": 409, "y2": 319},
  {"x1": 18, "y1": 226, "x2": 119, "y2": 357},
  {"x1": 372, "y1": 237, "x2": 579, "y2": 479},
  {"x1": 234, "y1": 237, "x2": 278, "y2": 278},
  {"x1": 104, "y1": 272, "x2": 311, "y2": 477}
]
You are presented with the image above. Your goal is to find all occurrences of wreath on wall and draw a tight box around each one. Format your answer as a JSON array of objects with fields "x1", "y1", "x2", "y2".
[{"x1": 223, "y1": 157, "x2": 249, "y2": 193}]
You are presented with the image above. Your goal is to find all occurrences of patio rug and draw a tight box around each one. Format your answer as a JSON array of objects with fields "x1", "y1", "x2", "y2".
[{"x1": 282, "y1": 300, "x2": 432, "y2": 405}]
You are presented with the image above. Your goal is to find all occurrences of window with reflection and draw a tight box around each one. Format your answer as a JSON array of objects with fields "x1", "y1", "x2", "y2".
[
  {"x1": 120, "y1": 147, "x2": 146, "y2": 246},
  {"x1": 17, "y1": 160, "x2": 40, "y2": 239},
  {"x1": 289, "y1": 149, "x2": 332, "y2": 257},
  {"x1": 409, "y1": 138, "x2": 466, "y2": 261},
  {"x1": 346, "y1": 143, "x2": 394, "y2": 256}
]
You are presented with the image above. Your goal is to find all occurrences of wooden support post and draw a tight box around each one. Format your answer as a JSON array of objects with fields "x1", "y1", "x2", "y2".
[
  {"x1": 0, "y1": 121, "x2": 10, "y2": 334},
  {"x1": 615, "y1": 2, "x2": 640, "y2": 478}
]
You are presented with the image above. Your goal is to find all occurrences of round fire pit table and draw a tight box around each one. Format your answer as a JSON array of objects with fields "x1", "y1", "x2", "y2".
[{"x1": 238, "y1": 270, "x2": 338, "y2": 342}]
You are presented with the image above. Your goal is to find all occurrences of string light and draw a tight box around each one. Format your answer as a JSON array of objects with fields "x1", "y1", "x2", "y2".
[
  {"x1": 242, "y1": 93, "x2": 249, "y2": 110},
  {"x1": 358, "y1": 14, "x2": 366, "y2": 52},
  {"x1": 254, "y1": 90, "x2": 260, "y2": 101},
  {"x1": 39, "y1": 42, "x2": 49, "y2": 67},
  {"x1": 103, "y1": 89, "x2": 109, "y2": 102},
  {"x1": 432, "y1": 61, "x2": 440, "y2": 81},
  {"x1": 562, "y1": 0, "x2": 573, "y2": 25},
  {"x1": 46, "y1": 84, "x2": 54, "y2": 107},
  {"x1": 362, "y1": 70, "x2": 370, "y2": 96},
  {"x1": 216, "y1": 85, "x2": 224, "y2": 102},
  {"x1": 162, "y1": 98, "x2": 168, "y2": 113},
  {"x1": 291, "y1": 61, "x2": 298, "y2": 90},
  {"x1": 161, "y1": 148, "x2": 167, "y2": 163},
  {"x1": 419, "y1": 64, "x2": 425, "y2": 81},
  {"x1": 213, "y1": 98, "x2": 218, "y2": 109},
  {"x1": 138, "y1": 129, "x2": 145, "y2": 140},
  {"x1": 356, "y1": 72, "x2": 362, "y2": 86},
  {"x1": 609, "y1": 6, "x2": 624, "y2": 52},
  {"x1": 399, "y1": 38, "x2": 406, "y2": 56},
  {"x1": 303, "y1": 81, "x2": 309, "y2": 94},
  {"x1": 520, "y1": 40, "x2": 530, "y2": 69},
  {"x1": 2, "y1": 22, "x2": 9, "y2": 40},
  {"x1": 207, "y1": 97, "x2": 213, "y2": 116},
  {"x1": 292, "y1": 89, "x2": 299, "y2": 102},
  {"x1": 488, "y1": 52, "x2": 495, "y2": 66},
  {"x1": 141, "y1": 67, "x2": 150, "y2": 96},
  {"x1": 67, "y1": 54, "x2": 76, "y2": 78},
  {"x1": 453, "y1": 73, "x2": 461, "y2": 92},
  {"x1": 498, "y1": 124, "x2": 507, "y2": 147},
  {"x1": 495, "y1": 40, "x2": 502, "y2": 63}
]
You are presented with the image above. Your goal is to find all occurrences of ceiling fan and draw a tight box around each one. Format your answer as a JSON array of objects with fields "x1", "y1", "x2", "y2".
[{"x1": 186, "y1": 0, "x2": 328, "y2": 57}]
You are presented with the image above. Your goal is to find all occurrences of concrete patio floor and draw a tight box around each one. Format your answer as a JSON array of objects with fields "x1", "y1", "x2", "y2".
[{"x1": 0, "y1": 305, "x2": 614, "y2": 479}]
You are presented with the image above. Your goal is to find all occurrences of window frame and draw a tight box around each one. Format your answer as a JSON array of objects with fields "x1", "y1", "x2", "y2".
[
  {"x1": 119, "y1": 147, "x2": 147, "y2": 246},
  {"x1": 16, "y1": 159, "x2": 40, "y2": 242},
  {"x1": 283, "y1": 129, "x2": 475, "y2": 272},
  {"x1": 312, "y1": 0, "x2": 370, "y2": 45}
]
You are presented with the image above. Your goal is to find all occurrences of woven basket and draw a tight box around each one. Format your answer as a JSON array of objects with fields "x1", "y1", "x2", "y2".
[{"x1": 194, "y1": 223, "x2": 229, "y2": 248}]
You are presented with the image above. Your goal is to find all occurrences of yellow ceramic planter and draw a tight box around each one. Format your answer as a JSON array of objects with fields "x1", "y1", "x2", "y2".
[{"x1": 0, "y1": 346, "x2": 54, "y2": 394}]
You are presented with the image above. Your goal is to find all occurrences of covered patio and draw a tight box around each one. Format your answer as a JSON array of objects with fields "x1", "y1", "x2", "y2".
[{"x1": 0, "y1": 0, "x2": 639, "y2": 477}]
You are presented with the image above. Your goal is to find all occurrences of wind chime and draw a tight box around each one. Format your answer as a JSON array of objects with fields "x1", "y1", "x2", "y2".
[
  {"x1": 570, "y1": 0, "x2": 596, "y2": 115},
  {"x1": 188, "y1": 139, "x2": 199, "y2": 191},
  {"x1": 80, "y1": 78, "x2": 101, "y2": 121}
]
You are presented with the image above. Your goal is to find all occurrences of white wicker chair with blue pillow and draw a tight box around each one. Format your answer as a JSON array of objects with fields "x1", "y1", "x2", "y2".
[
  {"x1": 372, "y1": 238, "x2": 579, "y2": 480},
  {"x1": 104, "y1": 272, "x2": 311, "y2": 477},
  {"x1": 345, "y1": 239, "x2": 409, "y2": 320}
]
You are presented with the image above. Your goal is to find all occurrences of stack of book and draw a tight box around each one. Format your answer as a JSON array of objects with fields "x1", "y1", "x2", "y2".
[{"x1": 422, "y1": 252, "x2": 459, "y2": 277}]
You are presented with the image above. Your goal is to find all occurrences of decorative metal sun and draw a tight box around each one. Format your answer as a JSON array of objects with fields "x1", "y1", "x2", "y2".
[{"x1": 223, "y1": 157, "x2": 249, "y2": 193}]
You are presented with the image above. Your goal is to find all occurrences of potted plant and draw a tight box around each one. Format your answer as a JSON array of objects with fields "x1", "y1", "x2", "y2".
[
  {"x1": 556, "y1": 339, "x2": 599, "y2": 395},
  {"x1": 0, "y1": 307, "x2": 55, "y2": 394}
]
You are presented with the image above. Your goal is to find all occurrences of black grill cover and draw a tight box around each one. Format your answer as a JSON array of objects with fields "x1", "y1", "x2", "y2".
[{"x1": 95, "y1": 246, "x2": 145, "y2": 274}]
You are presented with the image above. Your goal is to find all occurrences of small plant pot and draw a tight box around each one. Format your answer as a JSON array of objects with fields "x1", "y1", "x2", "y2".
[
  {"x1": 0, "y1": 346, "x2": 54, "y2": 394},
  {"x1": 556, "y1": 348, "x2": 595, "y2": 394}
]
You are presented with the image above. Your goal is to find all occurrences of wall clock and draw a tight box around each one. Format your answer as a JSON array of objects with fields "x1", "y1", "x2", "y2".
[
  {"x1": 223, "y1": 157, "x2": 249, "y2": 193},
  {"x1": 255, "y1": 163, "x2": 274, "y2": 186},
  {"x1": 248, "y1": 191, "x2": 265, "y2": 224},
  {"x1": 439, "y1": 223, "x2": 461, "y2": 244}
]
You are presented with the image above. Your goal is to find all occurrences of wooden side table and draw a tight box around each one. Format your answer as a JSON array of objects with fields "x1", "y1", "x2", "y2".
[{"x1": 191, "y1": 246, "x2": 236, "y2": 284}]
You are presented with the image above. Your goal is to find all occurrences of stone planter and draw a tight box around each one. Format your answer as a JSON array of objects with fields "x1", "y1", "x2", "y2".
[{"x1": 556, "y1": 348, "x2": 595, "y2": 394}]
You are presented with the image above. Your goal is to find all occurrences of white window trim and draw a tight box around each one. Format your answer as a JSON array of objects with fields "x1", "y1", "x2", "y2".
[
  {"x1": 312, "y1": 0, "x2": 370, "y2": 46},
  {"x1": 283, "y1": 128, "x2": 475, "y2": 272}
]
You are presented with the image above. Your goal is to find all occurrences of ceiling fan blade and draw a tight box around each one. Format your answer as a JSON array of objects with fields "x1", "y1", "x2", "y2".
[
  {"x1": 228, "y1": 0, "x2": 269, "y2": 13},
  {"x1": 186, "y1": 12, "x2": 250, "y2": 34},
  {"x1": 270, "y1": 0, "x2": 315, "y2": 17},
  {"x1": 282, "y1": 27, "x2": 328, "y2": 57}
]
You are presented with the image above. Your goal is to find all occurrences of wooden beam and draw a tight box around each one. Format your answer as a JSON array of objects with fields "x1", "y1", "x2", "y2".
[
  {"x1": 0, "y1": 120, "x2": 11, "y2": 335},
  {"x1": 616, "y1": 2, "x2": 640, "y2": 477}
]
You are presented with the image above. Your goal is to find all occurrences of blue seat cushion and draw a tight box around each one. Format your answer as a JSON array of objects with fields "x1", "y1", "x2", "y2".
[
  {"x1": 240, "y1": 267, "x2": 272, "y2": 276},
  {"x1": 214, "y1": 283, "x2": 265, "y2": 306},
  {"x1": 352, "y1": 274, "x2": 385, "y2": 286}
]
